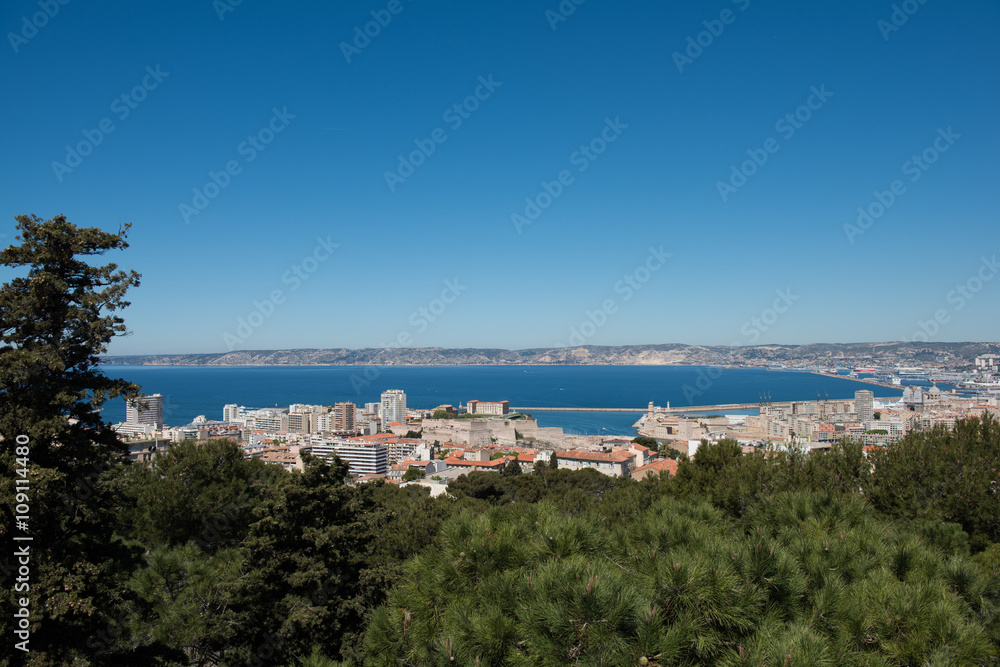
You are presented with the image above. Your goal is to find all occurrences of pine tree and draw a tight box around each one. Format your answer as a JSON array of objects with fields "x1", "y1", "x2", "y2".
[
  {"x1": 0, "y1": 213, "x2": 145, "y2": 663},
  {"x1": 0, "y1": 213, "x2": 141, "y2": 472}
]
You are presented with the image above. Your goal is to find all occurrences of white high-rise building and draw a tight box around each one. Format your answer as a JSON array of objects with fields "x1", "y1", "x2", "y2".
[
  {"x1": 380, "y1": 390, "x2": 407, "y2": 427},
  {"x1": 126, "y1": 394, "x2": 164, "y2": 429},
  {"x1": 855, "y1": 390, "x2": 874, "y2": 423},
  {"x1": 223, "y1": 404, "x2": 240, "y2": 423}
]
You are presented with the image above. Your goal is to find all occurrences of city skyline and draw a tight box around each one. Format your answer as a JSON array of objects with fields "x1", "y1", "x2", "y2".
[{"x1": 3, "y1": 1, "x2": 998, "y2": 355}]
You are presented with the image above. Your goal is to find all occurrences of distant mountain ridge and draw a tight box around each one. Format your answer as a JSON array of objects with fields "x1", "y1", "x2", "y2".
[{"x1": 103, "y1": 342, "x2": 999, "y2": 366}]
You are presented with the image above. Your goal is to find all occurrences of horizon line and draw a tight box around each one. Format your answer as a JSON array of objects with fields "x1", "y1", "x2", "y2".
[{"x1": 103, "y1": 341, "x2": 1000, "y2": 358}]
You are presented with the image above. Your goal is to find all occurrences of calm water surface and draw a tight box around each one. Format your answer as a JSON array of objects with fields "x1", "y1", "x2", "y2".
[{"x1": 98, "y1": 365, "x2": 910, "y2": 435}]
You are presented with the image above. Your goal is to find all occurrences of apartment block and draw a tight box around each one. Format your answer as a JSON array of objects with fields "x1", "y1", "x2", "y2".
[
  {"x1": 334, "y1": 402, "x2": 357, "y2": 431},
  {"x1": 126, "y1": 393, "x2": 164, "y2": 429},
  {"x1": 381, "y1": 390, "x2": 406, "y2": 426}
]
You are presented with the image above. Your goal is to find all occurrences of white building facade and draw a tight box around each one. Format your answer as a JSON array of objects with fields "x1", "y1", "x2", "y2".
[
  {"x1": 126, "y1": 394, "x2": 164, "y2": 429},
  {"x1": 381, "y1": 389, "x2": 407, "y2": 427}
]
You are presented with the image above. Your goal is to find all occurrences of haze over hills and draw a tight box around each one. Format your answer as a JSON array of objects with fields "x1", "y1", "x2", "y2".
[{"x1": 103, "y1": 342, "x2": 1000, "y2": 367}]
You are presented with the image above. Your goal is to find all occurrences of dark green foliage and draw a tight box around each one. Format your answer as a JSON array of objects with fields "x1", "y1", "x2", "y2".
[
  {"x1": 402, "y1": 467, "x2": 425, "y2": 482},
  {"x1": 448, "y1": 467, "x2": 630, "y2": 512},
  {"x1": 670, "y1": 440, "x2": 779, "y2": 518},
  {"x1": 0, "y1": 214, "x2": 144, "y2": 664},
  {"x1": 866, "y1": 414, "x2": 1000, "y2": 552},
  {"x1": 123, "y1": 438, "x2": 282, "y2": 550},
  {"x1": 501, "y1": 458, "x2": 522, "y2": 477},
  {"x1": 366, "y1": 492, "x2": 998, "y2": 665},
  {"x1": 231, "y1": 453, "x2": 371, "y2": 663},
  {"x1": 124, "y1": 543, "x2": 244, "y2": 664},
  {"x1": 0, "y1": 213, "x2": 141, "y2": 472},
  {"x1": 788, "y1": 440, "x2": 870, "y2": 499},
  {"x1": 448, "y1": 470, "x2": 510, "y2": 504}
]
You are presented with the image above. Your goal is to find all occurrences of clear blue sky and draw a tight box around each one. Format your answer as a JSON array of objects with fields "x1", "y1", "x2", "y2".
[{"x1": 2, "y1": 0, "x2": 998, "y2": 354}]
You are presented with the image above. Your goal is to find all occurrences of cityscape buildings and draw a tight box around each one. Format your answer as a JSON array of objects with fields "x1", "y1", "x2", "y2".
[
  {"x1": 125, "y1": 393, "x2": 163, "y2": 429},
  {"x1": 110, "y1": 365, "x2": 1000, "y2": 489},
  {"x1": 380, "y1": 389, "x2": 406, "y2": 426},
  {"x1": 334, "y1": 401, "x2": 356, "y2": 431},
  {"x1": 466, "y1": 399, "x2": 510, "y2": 415},
  {"x1": 223, "y1": 403, "x2": 240, "y2": 423},
  {"x1": 855, "y1": 389, "x2": 875, "y2": 422}
]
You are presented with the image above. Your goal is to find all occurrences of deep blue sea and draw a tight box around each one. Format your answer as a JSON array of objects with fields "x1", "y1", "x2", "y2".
[{"x1": 98, "y1": 365, "x2": 914, "y2": 436}]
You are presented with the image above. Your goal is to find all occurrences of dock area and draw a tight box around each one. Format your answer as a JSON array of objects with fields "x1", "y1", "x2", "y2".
[
  {"x1": 512, "y1": 396, "x2": 898, "y2": 415},
  {"x1": 806, "y1": 371, "x2": 901, "y2": 390}
]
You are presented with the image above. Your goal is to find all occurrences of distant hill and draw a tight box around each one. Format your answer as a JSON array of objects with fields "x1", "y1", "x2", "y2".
[{"x1": 102, "y1": 342, "x2": 999, "y2": 367}]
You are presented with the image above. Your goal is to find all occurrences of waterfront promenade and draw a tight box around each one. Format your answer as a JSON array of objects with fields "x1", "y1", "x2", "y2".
[{"x1": 517, "y1": 401, "x2": 808, "y2": 414}]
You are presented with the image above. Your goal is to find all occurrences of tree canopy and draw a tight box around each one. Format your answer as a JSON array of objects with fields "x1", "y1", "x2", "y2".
[
  {"x1": 0, "y1": 213, "x2": 141, "y2": 471},
  {"x1": 0, "y1": 214, "x2": 146, "y2": 664}
]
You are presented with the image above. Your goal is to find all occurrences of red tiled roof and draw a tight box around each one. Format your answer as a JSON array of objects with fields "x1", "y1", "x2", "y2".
[
  {"x1": 634, "y1": 458, "x2": 678, "y2": 476},
  {"x1": 444, "y1": 457, "x2": 509, "y2": 468}
]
